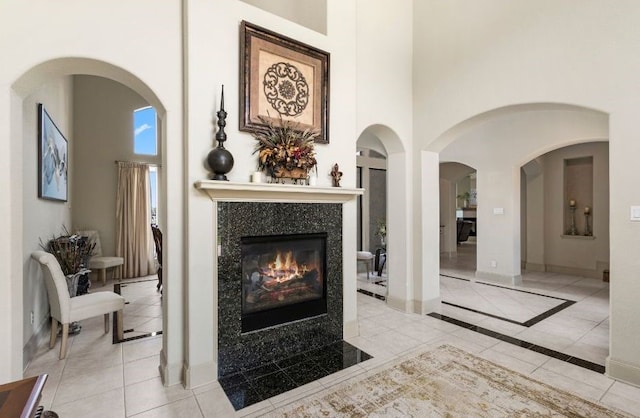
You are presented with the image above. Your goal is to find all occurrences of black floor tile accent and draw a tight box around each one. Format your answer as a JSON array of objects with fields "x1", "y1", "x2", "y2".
[
  {"x1": 283, "y1": 361, "x2": 329, "y2": 386},
  {"x1": 222, "y1": 384, "x2": 264, "y2": 411},
  {"x1": 241, "y1": 362, "x2": 281, "y2": 380},
  {"x1": 253, "y1": 370, "x2": 299, "y2": 399},
  {"x1": 521, "y1": 300, "x2": 576, "y2": 327},
  {"x1": 219, "y1": 340, "x2": 372, "y2": 411},
  {"x1": 427, "y1": 312, "x2": 605, "y2": 374},
  {"x1": 440, "y1": 274, "x2": 576, "y2": 327},
  {"x1": 357, "y1": 288, "x2": 386, "y2": 301},
  {"x1": 217, "y1": 372, "x2": 247, "y2": 390}
]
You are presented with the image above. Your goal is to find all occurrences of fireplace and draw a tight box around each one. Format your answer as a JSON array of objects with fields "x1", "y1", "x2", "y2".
[
  {"x1": 216, "y1": 201, "x2": 343, "y2": 376},
  {"x1": 241, "y1": 233, "x2": 327, "y2": 332}
]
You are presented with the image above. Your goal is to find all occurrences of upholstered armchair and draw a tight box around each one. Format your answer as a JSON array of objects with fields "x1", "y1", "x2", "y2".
[
  {"x1": 31, "y1": 251, "x2": 125, "y2": 359},
  {"x1": 357, "y1": 251, "x2": 374, "y2": 280},
  {"x1": 77, "y1": 230, "x2": 124, "y2": 285}
]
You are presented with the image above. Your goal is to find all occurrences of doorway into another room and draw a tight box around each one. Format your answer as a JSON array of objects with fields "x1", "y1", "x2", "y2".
[{"x1": 356, "y1": 148, "x2": 387, "y2": 300}]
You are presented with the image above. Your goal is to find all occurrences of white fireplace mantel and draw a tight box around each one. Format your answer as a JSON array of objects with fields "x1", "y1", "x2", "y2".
[{"x1": 194, "y1": 180, "x2": 363, "y2": 203}]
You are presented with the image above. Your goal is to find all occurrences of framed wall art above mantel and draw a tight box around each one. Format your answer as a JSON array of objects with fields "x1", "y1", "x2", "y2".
[{"x1": 239, "y1": 20, "x2": 330, "y2": 144}]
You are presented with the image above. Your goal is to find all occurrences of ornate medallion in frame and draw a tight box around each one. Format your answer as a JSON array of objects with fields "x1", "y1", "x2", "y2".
[{"x1": 240, "y1": 21, "x2": 330, "y2": 144}]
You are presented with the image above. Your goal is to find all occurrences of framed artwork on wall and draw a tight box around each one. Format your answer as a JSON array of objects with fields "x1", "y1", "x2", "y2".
[
  {"x1": 38, "y1": 103, "x2": 68, "y2": 202},
  {"x1": 240, "y1": 20, "x2": 330, "y2": 144}
]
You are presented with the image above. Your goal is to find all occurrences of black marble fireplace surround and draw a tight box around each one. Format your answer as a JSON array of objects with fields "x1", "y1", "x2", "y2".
[{"x1": 217, "y1": 202, "x2": 344, "y2": 377}]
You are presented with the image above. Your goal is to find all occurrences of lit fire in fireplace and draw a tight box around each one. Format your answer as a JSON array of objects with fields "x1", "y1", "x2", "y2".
[
  {"x1": 243, "y1": 247, "x2": 322, "y2": 311},
  {"x1": 241, "y1": 233, "x2": 327, "y2": 330},
  {"x1": 263, "y1": 251, "x2": 312, "y2": 283}
]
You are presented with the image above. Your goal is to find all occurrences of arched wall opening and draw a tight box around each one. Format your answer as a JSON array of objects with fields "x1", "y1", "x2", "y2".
[
  {"x1": 355, "y1": 124, "x2": 412, "y2": 311},
  {"x1": 416, "y1": 102, "x2": 614, "y2": 377},
  {"x1": 6, "y1": 57, "x2": 170, "y2": 380},
  {"x1": 430, "y1": 102, "x2": 608, "y2": 285}
]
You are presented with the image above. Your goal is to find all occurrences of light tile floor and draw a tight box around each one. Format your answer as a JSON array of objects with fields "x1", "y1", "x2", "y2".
[
  {"x1": 115, "y1": 278, "x2": 163, "y2": 341},
  {"x1": 23, "y1": 253, "x2": 640, "y2": 417}
]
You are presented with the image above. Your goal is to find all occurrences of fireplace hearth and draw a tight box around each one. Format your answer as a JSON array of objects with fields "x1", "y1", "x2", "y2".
[{"x1": 241, "y1": 233, "x2": 327, "y2": 332}]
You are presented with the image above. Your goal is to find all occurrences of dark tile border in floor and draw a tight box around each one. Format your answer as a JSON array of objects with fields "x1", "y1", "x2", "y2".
[
  {"x1": 357, "y1": 288, "x2": 386, "y2": 301},
  {"x1": 219, "y1": 340, "x2": 372, "y2": 411},
  {"x1": 440, "y1": 274, "x2": 576, "y2": 327},
  {"x1": 113, "y1": 280, "x2": 163, "y2": 344},
  {"x1": 427, "y1": 312, "x2": 605, "y2": 374}
]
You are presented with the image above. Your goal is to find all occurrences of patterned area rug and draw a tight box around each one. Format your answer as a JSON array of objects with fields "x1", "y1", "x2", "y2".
[{"x1": 266, "y1": 345, "x2": 631, "y2": 417}]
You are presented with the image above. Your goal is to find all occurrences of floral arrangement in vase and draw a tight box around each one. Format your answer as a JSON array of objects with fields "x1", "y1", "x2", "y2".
[
  {"x1": 252, "y1": 115, "x2": 318, "y2": 179},
  {"x1": 40, "y1": 226, "x2": 95, "y2": 296}
]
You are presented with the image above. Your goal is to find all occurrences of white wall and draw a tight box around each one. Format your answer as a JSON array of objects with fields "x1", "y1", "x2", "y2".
[
  {"x1": 415, "y1": 0, "x2": 640, "y2": 384},
  {"x1": 21, "y1": 77, "x2": 73, "y2": 368},
  {"x1": 239, "y1": 0, "x2": 327, "y2": 34},
  {"x1": 73, "y1": 75, "x2": 160, "y2": 257},
  {"x1": 356, "y1": 0, "x2": 415, "y2": 311}
]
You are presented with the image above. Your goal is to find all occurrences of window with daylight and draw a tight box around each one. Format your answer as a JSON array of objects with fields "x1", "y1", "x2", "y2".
[
  {"x1": 133, "y1": 106, "x2": 157, "y2": 155},
  {"x1": 133, "y1": 106, "x2": 159, "y2": 224}
]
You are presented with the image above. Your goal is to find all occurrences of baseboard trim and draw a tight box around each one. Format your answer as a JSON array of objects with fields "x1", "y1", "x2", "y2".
[
  {"x1": 159, "y1": 348, "x2": 184, "y2": 387},
  {"x1": 386, "y1": 295, "x2": 410, "y2": 312},
  {"x1": 545, "y1": 264, "x2": 601, "y2": 279},
  {"x1": 475, "y1": 271, "x2": 522, "y2": 286},
  {"x1": 414, "y1": 297, "x2": 441, "y2": 315},
  {"x1": 183, "y1": 361, "x2": 217, "y2": 389},
  {"x1": 22, "y1": 317, "x2": 50, "y2": 372},
  {"x1": 606, "y1": 356, "x2": 640, "y2": 387},
  {"x1": 524, "y1": 262, "x2": 546, "y2": 272}
]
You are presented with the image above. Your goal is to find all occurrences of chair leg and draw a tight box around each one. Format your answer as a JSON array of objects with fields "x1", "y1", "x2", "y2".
[
  {"x1": 104, "y1": 313, "x2": 109, "y2": 333},
  {"x1": 59, "y1": 323, "x2": 69, "y2": 359},
  {"x1": 49, "y1": 318, "x2": 58, "y2": 349},
  {"x1": 115, "y1": 310, "x2": 124, "y2": 341},
  {"x1": 99, "y1": 268, "x2": 106, "y2": 285}
]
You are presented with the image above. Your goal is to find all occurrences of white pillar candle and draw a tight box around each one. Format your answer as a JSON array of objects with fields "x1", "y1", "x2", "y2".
[
  {"x1": 251, "y1": 172, "x2": 262, "y2": 183},
  {"x1": 308, "y1": 176, "x2": 317, "y2": 186}
]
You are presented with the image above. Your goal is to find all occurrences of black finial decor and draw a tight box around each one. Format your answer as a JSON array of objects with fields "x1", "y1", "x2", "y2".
[{"x1": 207, "y1": 85, "x2": 234, "y2": 181}]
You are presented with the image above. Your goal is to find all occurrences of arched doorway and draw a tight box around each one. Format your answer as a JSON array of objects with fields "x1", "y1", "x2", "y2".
[
  {"x1": 5, "y1": 58, "x2": 169, "y2": 380},
  {"x1": 355, "y1": 124, "x2": 409, "y2": 311},
  {"x1": 422, "y1": 103, "x2": 612, "y2": 374}
]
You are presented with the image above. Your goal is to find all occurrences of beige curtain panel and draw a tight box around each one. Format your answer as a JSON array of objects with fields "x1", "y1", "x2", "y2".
[{"x1": 116, "y1": 162, "x2": 155, "y2": 279}]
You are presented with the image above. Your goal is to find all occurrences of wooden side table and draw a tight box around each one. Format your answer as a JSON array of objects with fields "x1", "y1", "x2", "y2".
[{"x1": 0, "y1": 374, "x2": 47, "y2": 418}]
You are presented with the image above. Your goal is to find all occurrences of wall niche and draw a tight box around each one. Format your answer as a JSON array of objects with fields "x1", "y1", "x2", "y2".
[{"x1": 564, "y1": 156, "x2": 593, "y2": 236}]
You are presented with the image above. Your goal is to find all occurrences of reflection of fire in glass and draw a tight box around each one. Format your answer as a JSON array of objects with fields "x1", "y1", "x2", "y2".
[{"x1": 241, "y1": 234, "x2": 326, "y2": 319}]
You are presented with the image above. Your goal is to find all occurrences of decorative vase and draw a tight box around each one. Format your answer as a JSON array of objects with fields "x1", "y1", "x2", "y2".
[{"x1": 207, "y1": 85, "x2": 234, "y2": 181}]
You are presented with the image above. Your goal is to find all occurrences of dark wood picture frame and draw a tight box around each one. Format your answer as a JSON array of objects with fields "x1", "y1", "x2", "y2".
[
  {"x1": 240, "y1": 21, "x2": 330, "y2": 144},
  {"x1": 38, "y1": 103, "x2": 68, "y2": 202}
]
